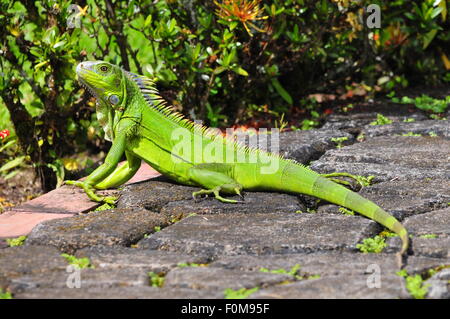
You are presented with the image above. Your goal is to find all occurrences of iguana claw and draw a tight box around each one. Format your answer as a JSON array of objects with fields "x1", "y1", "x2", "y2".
[
  {"x1": 192, "y1": 186, "x2": 244, "y2": 204},
  {"x1": 65, "y1": 180, "x2": 118, "y2": 204}
]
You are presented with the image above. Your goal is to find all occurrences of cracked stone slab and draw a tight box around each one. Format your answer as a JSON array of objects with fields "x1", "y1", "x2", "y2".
[
  {"x1": 388, "y1": 236, "x2": 450, "y2": 259},
  {"x1": 138, "y1": 213, "x2": 379, "y2": 257},
  {"x1": 75, "y1": 246, "x2": 210, "y2": 273},
  {"x1": 362, "y1": 120, "x2": 450, "y2": 139},
  {"x1": 25, "y1": 209, "x2": 169, "y2": 254},
  {"x1": 211, "y1": 252, "x2": 450, "y2": 280},
  {"x1": 386, "y1": 208, "x2": 450, "y2": 258},
  {"x1": 210, "y1": 252, "x2": 400, "y2": 278},
  {"x1": 160, "y1": 192, "x2": 303, "y2": 216},
  {"x1": 318, "y1": 179, "x2": 450, "y2": 220},
  {"x1": 322, "y1": 112, "x2": 429, "y2": 131},
  {"x1": 401, "y1": 207, "x2": 450, "y2": 236},
  {"x1": 118, "y1": 178, "x2": 304, "y2": 215},
  {"x1": 0, "y1": 245, "x2": 67, "y2": 278},
  {"x1": 14, "y1": 286, "x2": 223, "y2": 299},
  {"x1": 310, "y1": 136, "x2": 450, "y2": 182},
  {"x1": 6, "y1": 267, "x2": 150, "y2": 295},
  {"x1": 403, "y1": 256, "x2": 450, "y2": 275},
  {"x1": 249, "y1": 274, "x2": 408, "y2": 299},
  {"x1": 276, "y1": 129, "x2": 355, "y2": 164},
  {"x1": 164, "y1": 266, "x2": 292, "y2": 292},
  {"x1": 425, "y1": 268, "x2": 450, "y2": 299},
  {"x1": 117, "y1": 177, "x2": 197, "y2": 211}
]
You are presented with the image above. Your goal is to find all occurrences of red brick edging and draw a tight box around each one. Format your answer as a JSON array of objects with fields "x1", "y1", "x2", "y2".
[{"x1": 0, "y1": 162, "x2": 160, "y2": 238}]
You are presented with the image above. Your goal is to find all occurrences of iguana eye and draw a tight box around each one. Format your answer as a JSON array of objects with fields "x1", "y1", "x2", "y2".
[
  {"x1": 100, "y1": 65, "x2": 108, "y2": 72},
  {"x1": 109, "y1": 94, "x2": 119, "y2": 105}
]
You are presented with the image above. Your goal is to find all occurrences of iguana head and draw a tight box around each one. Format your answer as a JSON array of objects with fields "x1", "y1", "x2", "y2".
[{"x1": 76, "y1": 61, "x2": 127, "y2": 110}]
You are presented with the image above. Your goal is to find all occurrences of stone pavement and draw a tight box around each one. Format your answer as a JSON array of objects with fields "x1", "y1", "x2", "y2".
[
  {"x1": 0, "y1": 162, "x2": 160, "y2": 238},
  {"x1": 0, "y1": 102, "x2": 449, "y2": 299}
]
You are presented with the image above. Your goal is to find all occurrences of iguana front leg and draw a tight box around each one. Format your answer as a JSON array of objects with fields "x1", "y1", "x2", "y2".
[
  {"x1": 95, "y1": 151, "x2": 141, "y2": 189},
  {"x1": 188, "y1": 164, "x2": 243, "y2": 204},
  {"x1": 66, "y1": 123, "x2": 134, "y2": 204}
]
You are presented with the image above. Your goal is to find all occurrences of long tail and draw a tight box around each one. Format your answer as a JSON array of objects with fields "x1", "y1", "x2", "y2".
[{"x1": 280, "y1": 162, "x2": 409, "y2": 266}]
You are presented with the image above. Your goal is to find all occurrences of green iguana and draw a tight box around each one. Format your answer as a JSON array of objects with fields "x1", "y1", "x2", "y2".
[{"x1": 66, "y1": 61, "x2": 409, "y2": 266}]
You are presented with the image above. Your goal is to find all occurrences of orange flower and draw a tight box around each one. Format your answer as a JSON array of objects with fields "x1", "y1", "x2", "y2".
[
  {"x1": 214, "y1": 0, "x2": 268, "y2": 36},
  {"x1": 384, "y1": 23, "x2": 408, "y2": 47}
]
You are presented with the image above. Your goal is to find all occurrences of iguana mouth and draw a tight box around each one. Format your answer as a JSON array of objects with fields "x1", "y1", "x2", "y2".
[{"x1": 77, "y1": 76, "x2": 99, "y2": 99}]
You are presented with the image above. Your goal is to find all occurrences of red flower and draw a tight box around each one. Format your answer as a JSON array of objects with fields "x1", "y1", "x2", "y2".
[{"x1": 0, "y1": 129, "x2": 10, "y2": 139}]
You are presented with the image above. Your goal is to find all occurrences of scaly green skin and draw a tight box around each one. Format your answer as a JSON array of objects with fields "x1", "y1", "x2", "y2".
[{"x1": 66, "y1": 61, "x2": 409, "y2": 266}]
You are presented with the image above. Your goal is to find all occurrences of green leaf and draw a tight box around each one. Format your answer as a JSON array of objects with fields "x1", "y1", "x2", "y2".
[
  {"x1": 0, "y1": 156, "x2": 26, "y2": 173},
  {"x1": 0, "y1": 138, "x2": 16, "y2": 153},
  {"x1": 430, "y1": 7, "x2": 443, "y2": 19},
  {"x1": 30, "y1": 47, "x2": 43, "y2": 58},
  {"x1": 53, "y1": 40, "x2": 66, "y2": 49},
  {"x1": 144, "y1": 14, "x2": 152, "y2": 28},
  {"x1": 34, "y1": 60, "x2": 49, "y2": 71},
  {"x1": 232, "y1": 66, "x2": 248, "y2": 76},
  {"x1": 213, "y1": 66, "x2": 227, "y2": 75},
  {"x1": 271, "y1": 78, "x2": 293, "y2": 105}
]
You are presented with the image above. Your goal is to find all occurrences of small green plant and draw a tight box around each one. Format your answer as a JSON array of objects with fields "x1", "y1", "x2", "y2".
[
  {"x1": 94, "y1": 202, "x2": 116, "y2": 211},
  {"x1": 293, "y1": 208, "x2": 317, "y2": 214},
  {"x1": 401, "y1": 132, "x2": 422, "y2": 137},
  {"x1": 0, "y1": 288, "x2": 12, "y2": 299},
  {"x1": 148, "y1": 272, "x2": 165, "y2": 287},
  {"x1": 356, "y1": 235, "x2": 386, "y2": 253},
  {"x1": 6, "y1": 235, "x2": 27, "y2": 247},
  {"x1": 339, "y1": 207, "x2": 355, "y2": 216},
  {"x1": 275, "y1": 113, "x2": 289, "y2": 132},
  {"x1": 356, "y1": 132, "x2": 365, "y2": 142},
  {"x1": 370, "y1": 114, "x2": 393, "y2": 126},
  {"x1": 419, "y1": 234, "x2": 437, "y2": 239},
  {"x1": 177, "y1": 262, "x2": 208, "y2": 268},
  {"x1": 403, "y1": 118, "x2": 416, "y2": 123},
  {"x1": 342, "y1": 104, "x2": 354, "y2": 112},
  {"x1": 224, "y1": 287, "x2": 259, "y2": 299},
  {"x1": 154, "y1": 226, "x2": 161, "y2": 232},
  {"x1": 330, "y1": 136, "x2": 349, "y2": 149},
  {"x1": 300, "y1": 119, "x2": 319, "y2": 131},
  {"x1": 259, "y1": 264, "x2": 320, "y2": 281},
  {"x1": 429, "y1": 114, "x2": 447, "y2": 120},
  {"x1": 392, "y1": 95, "x2": 450, "y2": 114},
  {"x1": 260, "y1": 264, "x2": 301, "y2": 277},
  {"x1": 60, "y1": 253, "x2": 93, "y2": 269},
  {"x1": 427, "y1": 265, "x2": 450, "y2": 277},
  {"x1": 428, "y1": 132, "x2": 438, "y2": 137},
  {"x1": 379, "y1": 230, "x2": 398, "y2": 238},
  {"x1": 396, "y1": 270, "x2": 429, "y2": 299}
]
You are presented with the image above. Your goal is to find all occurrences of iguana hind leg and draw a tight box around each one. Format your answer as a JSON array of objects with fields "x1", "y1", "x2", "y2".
[
  {"x1": 321, "y1": 172, "x2": 374, "y2": 188},
  {"x1": 188, "y1": 163, "x2": 243, "y2": 204}
]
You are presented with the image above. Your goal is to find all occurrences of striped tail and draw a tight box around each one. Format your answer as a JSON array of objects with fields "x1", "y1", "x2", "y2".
[{"x1": 281, "y1": 163, "x2": 409, "y2": 266}]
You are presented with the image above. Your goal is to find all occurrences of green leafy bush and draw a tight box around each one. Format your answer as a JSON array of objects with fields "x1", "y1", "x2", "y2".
[{"x1": 0, "y1": 0, "x2": 448, "y2": 191}]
